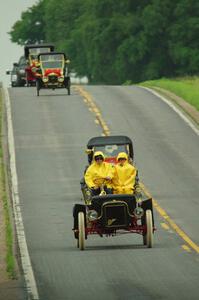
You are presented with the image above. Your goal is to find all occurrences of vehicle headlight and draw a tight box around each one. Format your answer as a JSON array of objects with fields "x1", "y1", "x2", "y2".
[
  {"x1": 42, "y1": 77, "x2": 48, "y2": 83},
  {"x1": 134, "y1": 207, "x2": 144, "y2": 218},
  {"x1": 58, "y1": 76, "x2": 64, "y2": 82},
  {"x1": 19, "y1": 69, "x2": 25, "y2": 75},
  {"x1": 12, "y1": 75, "x2": 17, "y2": 81},
  {"x1": 87, "y1": 210, "x2": 98, "y2": 221}
]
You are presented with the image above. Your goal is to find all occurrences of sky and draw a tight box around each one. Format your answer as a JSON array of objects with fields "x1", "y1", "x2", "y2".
[{"x1": 0, "y1": 0, "x2": 37, "y2": 86}]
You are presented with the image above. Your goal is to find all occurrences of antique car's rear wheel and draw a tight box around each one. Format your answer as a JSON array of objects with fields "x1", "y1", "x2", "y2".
[
  {"x1": 25, "y1": 74, "x2": 29, "y2": 87},
  {"x1": 143, "y1": 234, "x2": 147, "y2": 245},
  {"x1": 36, "y1": 80, "x2": 40, "y2": 96},
  {"x1": 78, "y1": 212, "x2": 85, "y2": 250},
  {"x1": 146, "y1": 209, "x2": 153, "y2": 248}
]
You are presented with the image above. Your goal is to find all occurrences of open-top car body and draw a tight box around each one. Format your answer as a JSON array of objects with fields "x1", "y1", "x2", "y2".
[
  {"x1": 73, "y1": 193, "x2": 155, "y2": 250},
  {"x1": 24, "y1": 44, "x2": 54, "y2": 86},
  {"x1": 35, "y1": 52, "x2": 70, "y2": 96}
]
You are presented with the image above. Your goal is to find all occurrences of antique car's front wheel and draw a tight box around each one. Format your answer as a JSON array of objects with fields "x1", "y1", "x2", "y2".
[
  {"x1": 146, "y1": 209, "x2": 153, "y2": 248},
  {"x1": 78, "y1": 212, "x2": 85, "y2": 250},
  {"x1": 67, "y1": 80, "x2": 71, "y2": 95}
]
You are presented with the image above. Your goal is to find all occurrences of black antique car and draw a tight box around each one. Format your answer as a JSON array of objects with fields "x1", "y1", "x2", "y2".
[
  {"x1": 24, "y1": 44, "x2": 55, "y2": 86},
  {"x1": 73, "y1": 135, "x2": 155, "y2": 250},
  {"x1": 35, "y1": 52, "x2": 70, "y2": 96}
]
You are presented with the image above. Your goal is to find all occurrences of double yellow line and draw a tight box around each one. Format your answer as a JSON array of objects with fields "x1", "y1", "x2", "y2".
[{"x1": 76, "y1": 85, "x2": 199, "y2": 254}]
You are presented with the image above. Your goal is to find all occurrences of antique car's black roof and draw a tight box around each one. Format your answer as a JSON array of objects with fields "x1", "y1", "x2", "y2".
[
  {"x1": 24, "y1": 44, "x2": 54, "y2": 57},
  {"x1": 87, "y1": 135, "x2": 133, "y2": 148},
  {"x1": 24, "y1": 44, "x2": 54, "y2": 50}
]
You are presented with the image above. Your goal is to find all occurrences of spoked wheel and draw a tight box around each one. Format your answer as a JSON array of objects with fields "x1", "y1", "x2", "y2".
[
  {"x1": 145, "y1": 209, "x2": 153, "y2": 248},
  {"x1": 78, "y1": 212, "x2": 85, "y2": 250},
  {"x1": 36, "y1": 80, "x2": 40, "y2": 96}
]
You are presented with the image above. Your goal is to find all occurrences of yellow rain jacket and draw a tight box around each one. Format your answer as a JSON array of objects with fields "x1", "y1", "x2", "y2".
[
  {"x1": 85, "y1": 151, "x2": 114, "y2": 189},
  {"x1": 112, "y1": 152, "x2": 136, "y2": 194}
]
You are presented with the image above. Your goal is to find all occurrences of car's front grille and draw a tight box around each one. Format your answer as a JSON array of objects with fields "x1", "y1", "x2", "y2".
[
  {"x1": 102, "y1": 203, "x2": 128, "y2": 228},
  {"x1": 48, "y1": 75, "x2": 58, "y2": 83}
]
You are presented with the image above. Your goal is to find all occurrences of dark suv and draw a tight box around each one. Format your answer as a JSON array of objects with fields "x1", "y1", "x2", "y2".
[{"x1": 6, "y1": 56, "x2": 27, "y2": 87}]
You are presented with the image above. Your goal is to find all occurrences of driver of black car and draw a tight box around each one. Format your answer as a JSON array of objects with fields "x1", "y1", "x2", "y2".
[{"x1": 84, "y1": 151, "x2": 114, "y2": 195}]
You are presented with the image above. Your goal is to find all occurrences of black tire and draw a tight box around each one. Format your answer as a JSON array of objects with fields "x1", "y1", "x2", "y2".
[
  {"x1": 143, "y1": 234, "x2": 147, "y2": 245},
  {"x1": 67, "y1": 86, "x2": 70, "y2": 95},
  {"x1": 66, "y1": 78, "x2": 71, "y2": 95},
  {"x1": 36, "y1": 80, "x2": 40, "y2": 97}
]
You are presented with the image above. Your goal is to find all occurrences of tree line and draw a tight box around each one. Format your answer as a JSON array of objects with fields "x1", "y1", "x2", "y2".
[{"x1": 9, "y1": 0, "x2": 199, "y2": 84}]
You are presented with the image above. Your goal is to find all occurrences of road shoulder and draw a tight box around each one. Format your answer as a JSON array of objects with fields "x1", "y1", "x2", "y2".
[
  {"x1": 0, "y1": 86, "x2": 26, "y2": 300},
  {"x1": 148, "y1": 86, "x2": 199, "y2": 125}
]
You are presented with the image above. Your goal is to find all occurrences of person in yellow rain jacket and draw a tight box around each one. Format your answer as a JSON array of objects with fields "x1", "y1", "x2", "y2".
[
  {"x1": 112, "y1": 152, "x2": 137, "y2": 194},
  {"x1": 84, "y1": 151, "x2": 114, "y2": 195}
]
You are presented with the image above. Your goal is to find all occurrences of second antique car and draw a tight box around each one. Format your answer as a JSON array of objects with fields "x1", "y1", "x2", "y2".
[
  {"x1": 24, "y1": 44, "x2": 55, "y2": 86},
  {"x1": 35, "y1": 52, "x2": 71, "y2": 96}
]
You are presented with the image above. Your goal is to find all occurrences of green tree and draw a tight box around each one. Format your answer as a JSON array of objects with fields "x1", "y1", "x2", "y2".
[
  {"x1": 168, "y1": 0, "x2": 199, "y2": 75},
  {"x1": 9, "y1": 0, "x2": 199, "y2": 83},
  {"x1": 9, "y1": 0, "x2": 46, "y2": 45}
]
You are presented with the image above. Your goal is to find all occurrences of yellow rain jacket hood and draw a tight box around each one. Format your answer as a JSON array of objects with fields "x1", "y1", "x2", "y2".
[
  {"x1": 93, "y1": 151, "x2": 105, "y2": 160},
  {"x1": 117, "y1": 152, "x2": 128, "y2": 161},
  {"x1": 113, "y1": 152, "x2": 136, "y2": 194},
  {"x1": 85, "y1": 151, "x2": 114, "y2": 188}
]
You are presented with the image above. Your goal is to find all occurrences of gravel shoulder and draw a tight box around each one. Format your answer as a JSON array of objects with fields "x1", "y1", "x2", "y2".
[{"x1": 0, "y1": 86, "x2": 26, "y2": 300}]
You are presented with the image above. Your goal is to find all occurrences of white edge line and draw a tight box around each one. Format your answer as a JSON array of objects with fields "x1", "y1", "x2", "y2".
[
  {"x1": 140, "y1": 86, "x2": 199, "y2": 136},
  {"x1": 4, "y1": 88, "x2": 39, "y2": 300}
]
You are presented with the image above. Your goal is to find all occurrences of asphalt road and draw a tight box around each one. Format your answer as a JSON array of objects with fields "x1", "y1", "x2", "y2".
[{"x1": 8, "y1": 86, "x2": 199, "y2": 300}]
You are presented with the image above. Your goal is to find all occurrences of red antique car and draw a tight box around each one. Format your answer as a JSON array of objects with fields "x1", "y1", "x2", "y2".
[{"x1": 35, "y1": 52, "x2": 70, "y2": 96}]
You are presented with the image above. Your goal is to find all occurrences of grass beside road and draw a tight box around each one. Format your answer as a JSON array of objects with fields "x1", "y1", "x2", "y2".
[
  {"x1": 0, "y1": 89, "x2": 15, "y2": 278},
  {"x1": 139, "y1": 77, "x2": 199, "y2": 111}
]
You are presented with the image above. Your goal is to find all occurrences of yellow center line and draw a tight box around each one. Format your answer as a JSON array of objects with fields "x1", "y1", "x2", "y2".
[
  {"x1": 140, "y1": 183, "x2": 199, "y2": 253},
  {"x1": 76, "y1": 85, "x2": 199, "y2": 254}
]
